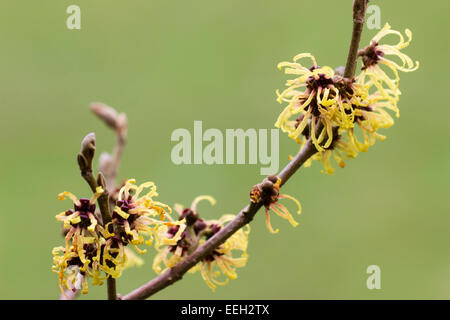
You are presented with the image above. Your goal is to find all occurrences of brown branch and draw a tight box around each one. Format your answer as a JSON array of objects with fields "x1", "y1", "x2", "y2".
[
  {"x1": 77, "y1": 133, "x2": 112, "y2": 225},
  {"x1": 107, "y1": 278, "x2": 117, "y2": 300},
  {"x1": 343, "y1": 0, "x2": 369, "y2": 78},
  {"x1": 122, "y1": 140, "x2": 318, "y2": 300}
]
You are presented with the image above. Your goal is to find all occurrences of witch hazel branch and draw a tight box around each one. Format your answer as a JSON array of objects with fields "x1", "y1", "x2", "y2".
[{"x1": 52, "y1": 0, "x2": 418, "y2": 300}]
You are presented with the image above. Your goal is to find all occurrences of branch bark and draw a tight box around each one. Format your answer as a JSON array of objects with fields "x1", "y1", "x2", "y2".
[
  {"x1": 122, "y1": 140, "x2": 318, "y2": 300},
  {"x1": 344, "y1": 0, "x2": 369, "y2": 78}
]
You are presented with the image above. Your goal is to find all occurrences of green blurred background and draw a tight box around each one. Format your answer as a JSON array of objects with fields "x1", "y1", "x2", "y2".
[{"x1": 0, "y1": 0, "x2": 447, "y2": 299}]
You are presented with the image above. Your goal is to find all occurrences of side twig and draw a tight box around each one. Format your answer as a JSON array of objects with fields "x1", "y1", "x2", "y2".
[
  {"x1": 77, "y1": 132, "x2": 117, "y2": 300},
  {"x1": 123, "y1": 140, "x2": 318, "y2": 300},
  {"x1": 91, "y1": 102, "x2": 128, "y2": 193}
]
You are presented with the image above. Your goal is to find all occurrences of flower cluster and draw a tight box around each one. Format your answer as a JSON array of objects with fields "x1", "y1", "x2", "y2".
[
  {"x1": 275, "y1": 24, "x2": 419, "y2": 174},
  {"x1": 53, "y1": 187, "x2": 110, "y2": 294},
  {"x1": 153, "y1": 196, "x2": 250, "y2": 291},
  {"x1": 51, "y1": 17, "x2": 419, "y2": 298},
  {"x1": 52, "y1": 179, "x2": 181, "y2": 295},
  {"x1": 104, "y1": 179, "x2": 185, "y2": 277}
]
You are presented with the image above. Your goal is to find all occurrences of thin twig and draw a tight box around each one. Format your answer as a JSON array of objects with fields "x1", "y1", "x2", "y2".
[
  {"x1": 77, "y1": 133, "x2": 112, "y2": 226},
  {"x1": 77, "y1": 132, "x2": 117, "y2": 300},
  {"x1": 344, "y1": 0, "x2": 369, "y2": 78},
  {"x1": 122, "y1": 140, "x2": 318, "y2": 300},
  {"x1": 107, "y1": 129, "x2": 126, "y2": 192}
]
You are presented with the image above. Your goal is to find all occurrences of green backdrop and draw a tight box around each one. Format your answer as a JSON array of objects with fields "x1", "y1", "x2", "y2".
[{"x1": 0, "y1": 0, "x2": 447, "y2": 299}]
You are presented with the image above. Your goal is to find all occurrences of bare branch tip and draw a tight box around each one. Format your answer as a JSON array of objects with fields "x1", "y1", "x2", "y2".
[
  {"x1": 90, "y1": 102, "x2": 120, "y2": 130},
  {"x1": 81, "y1": 132, "x2": 96, "y2": 155},
  {"x1": 90, "y1": 102, "x2": 128, "y2": 139},
  {"x1": 79, "y1": 132, "x2": 96, "y2": 170}
]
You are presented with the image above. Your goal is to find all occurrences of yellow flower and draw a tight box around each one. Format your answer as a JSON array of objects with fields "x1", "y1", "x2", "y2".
[
  {"x1": 102, "y1": 179, "x2": 184, "y2": 278},
  {"x1": 276, "y1": 25, "x2": 418, "y2": 175},
  {"x1": 275, "y1": 53, "x2": 355, "y2": 152},
  {"x1": 52, "y1": 241, "x2": 142, "y2": 295},
  {"x1": 56, "y1": 187, "x2": 112, "y2": 266},
  {"x1": 153, "y1": 196, "x2": 215, "y2": 273},
  {"x1": 52, "y1": 242, "x2": 105, "y2": 295},
  {"x1": 110, "y1": 179, "x2": 180, "y2": 252},
  {"x1": 53, "y1": 187, "x2": 114, "y2": 294},
  {"x1": 298, "y1": 89, "x2": 396, "y2": 175},
  {"x1": 198, "y1": 215, "x2": 249, "y2": 291},
  {"x1": 250, "y1": 175, "x2": 302, "y2": 233},
  {"x1": 358, "y1": 23, "x2": 419, "y2": 99},
  {"x1": 153, "y1": 196, "x2": 250, "y2": 291},
  {"x1": 53, "y1": 179, "x2": 176, "y2": 291},
  {"x1": 299, "y1": 88, "x2": 396, "y2": 174},
  {"x1": 303, "y1": 128, "x2": 358, "y2": 175}
]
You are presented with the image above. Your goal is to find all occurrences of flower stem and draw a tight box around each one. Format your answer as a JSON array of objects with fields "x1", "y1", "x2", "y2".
[{"x1": 107, "y1": 278, "x2": 117, "y2": 300}]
